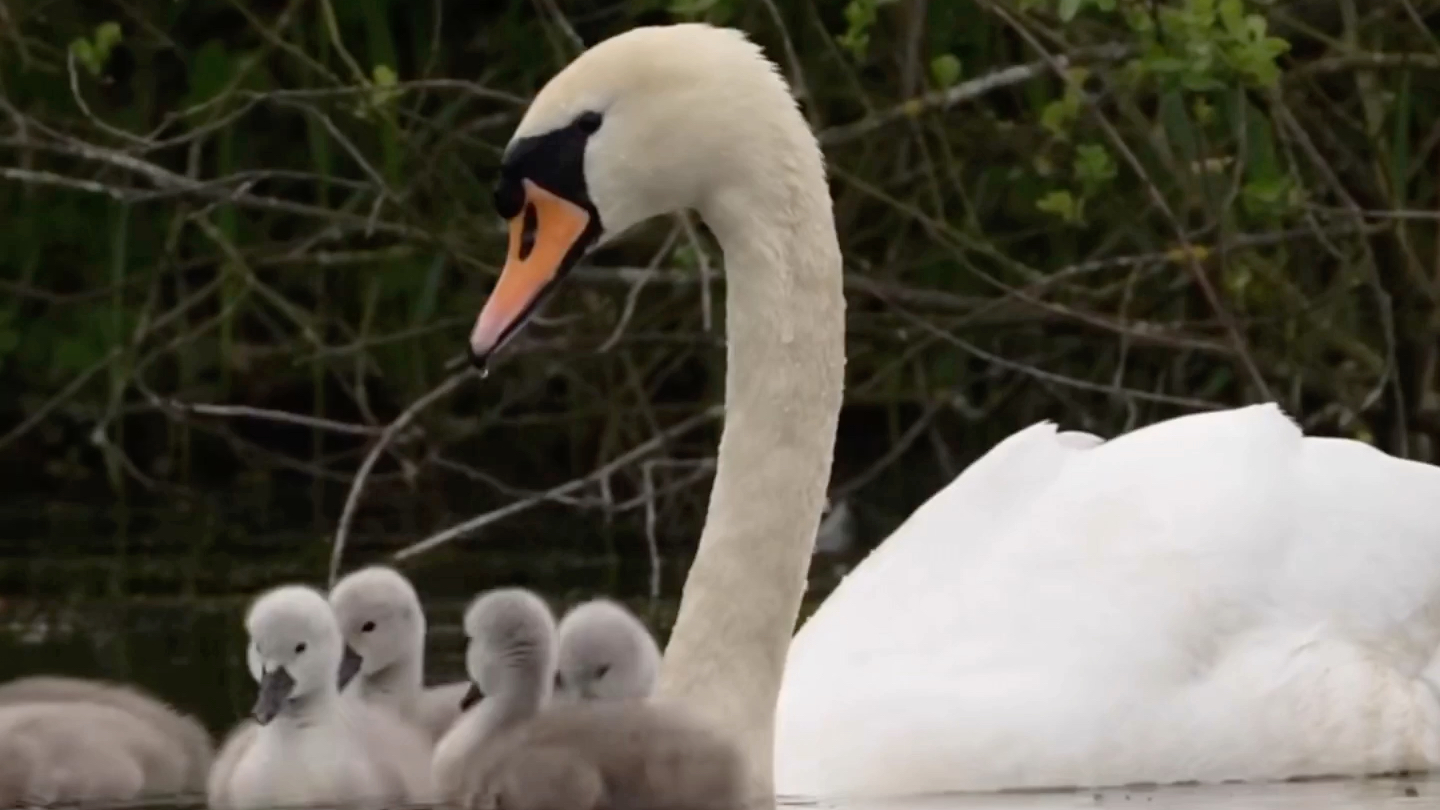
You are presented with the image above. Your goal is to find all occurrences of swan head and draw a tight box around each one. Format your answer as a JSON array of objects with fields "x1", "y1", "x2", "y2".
[
  {"x1": 554, "y1": 598, "x2": 660, "y2": 702},
  {"x1": 244, "y1": 585, "x2": 344, "y2": 724},
  {"x1": 328, "y1": 565, "x2": 425, "y2": 689},
  {"x1": 459, "y1": 588, "x2": 557, "y2": 710},
  {"x1": 468, "y1": 22, "x2": 803, "y2": 364}
]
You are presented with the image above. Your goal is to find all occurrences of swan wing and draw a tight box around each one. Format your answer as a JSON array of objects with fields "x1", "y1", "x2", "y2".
[{"x1": 776, "y1": 404, "x2": 1326, "y2": 796}]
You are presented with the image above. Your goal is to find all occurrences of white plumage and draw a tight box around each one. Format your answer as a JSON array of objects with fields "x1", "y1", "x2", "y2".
[{"x1": 777, "y1": 404, "x2": 1440, "y2": 797}]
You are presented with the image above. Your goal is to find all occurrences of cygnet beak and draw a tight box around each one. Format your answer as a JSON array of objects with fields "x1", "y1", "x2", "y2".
[{"x1": 252, "y1": 666, "x2": 296, "y2": 724}]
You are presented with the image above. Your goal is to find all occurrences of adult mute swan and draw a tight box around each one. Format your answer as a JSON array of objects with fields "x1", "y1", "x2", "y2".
[
  {"x1": 776, "y1": 403, "x2": 1440, "y2": 796},
  {"x1": 466, "y1": 22, "x2": 843, "y2": 801},
  {"x1": 460, "y1": 17, "x2": 1440, "y2": 804}
]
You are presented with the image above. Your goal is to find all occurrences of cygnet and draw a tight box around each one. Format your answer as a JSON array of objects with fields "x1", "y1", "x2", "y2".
[
  {"x1": 0, "y1": 674, "x2": 214, "y2": 792},
  {"x1": 329, "y1": 565, "x2": 469, "y2": 740},
  {"x1": 0, "y1": 698, "x2": 186, "y2": 807},
  {"x1": 206, "y1": 584, "x2": 434, "y2": 810},
  {"x1": 554, "y1": 598, "x2": 661, "y2": 703},
  {"x1": 433, "y1": 587, "x2": 747, "y2": 810}
]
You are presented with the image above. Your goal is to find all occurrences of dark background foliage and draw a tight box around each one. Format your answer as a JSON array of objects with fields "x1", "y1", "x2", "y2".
[{"x1": 2, "y1": 0, "x2": 1438, "y2": 599}]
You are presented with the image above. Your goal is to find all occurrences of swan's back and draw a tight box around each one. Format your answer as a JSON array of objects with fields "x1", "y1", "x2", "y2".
[
  {"x1": 777, "y1": 404, "x2": 1328, "y2": 795},
  {"x1": 457, "y1": 701, "x2": 746, "y2": 810},
  {"x1": 1278, "y1": 436, "x2": 1440, "y2": 663},
  {"x1": 784, "y1": 420, "x2": 1100, "y2": 683},
  {"x1": 0, "y1": 675, "x2": 214, "y2": 791}
]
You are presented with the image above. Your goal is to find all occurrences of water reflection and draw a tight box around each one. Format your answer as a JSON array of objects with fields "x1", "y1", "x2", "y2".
[{"x1": 785, "y1": 778, "x2": 1440, "y2": 810}]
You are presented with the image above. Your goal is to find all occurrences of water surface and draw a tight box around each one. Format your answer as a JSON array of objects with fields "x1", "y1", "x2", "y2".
[{"x1": 5, "y1": 503, "x2": 1440, "y2": 810}]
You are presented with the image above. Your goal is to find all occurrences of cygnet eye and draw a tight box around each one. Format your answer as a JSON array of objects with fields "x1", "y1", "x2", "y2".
[
  {"x1": 294, "y1": 642, "x2": 307, "y2": 654},
  {"x1": 361, "y1": 621, "x2": 376, "y2": 633},
  {"x1": 594, "y1": 664, "x2": 610, "y2": 679}
]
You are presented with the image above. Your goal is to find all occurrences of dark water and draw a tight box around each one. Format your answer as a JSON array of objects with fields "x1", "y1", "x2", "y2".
[{"x1": 0, "y1": 497, "x2": 848, "y2": 738}]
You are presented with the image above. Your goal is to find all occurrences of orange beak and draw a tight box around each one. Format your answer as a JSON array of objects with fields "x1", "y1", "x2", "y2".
[{"x1": 470, "y1": 179, "x2": 593, "y2": 362}]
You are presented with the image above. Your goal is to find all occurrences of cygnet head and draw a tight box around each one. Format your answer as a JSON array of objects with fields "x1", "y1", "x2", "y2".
[
  {"x1": 554, "y1": 598, "x2": 660, "y2": 702},
  {"x1": 245, "y1": 585, "x2": 344, "y2": 724},
  {"x1": 328, "y1": 565, "x2": 425, "y2": 689},
  {"x1": 459, "y1": 588, "x2": 557, "y2": 710},
  {"x1": 469, "y1": 23, "x2": 812, "y2": 364}
]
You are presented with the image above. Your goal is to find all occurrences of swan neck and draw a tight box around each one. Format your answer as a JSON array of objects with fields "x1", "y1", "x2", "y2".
[{"x1": 655, "y1": 137, "x2": 844, "y2": 801}]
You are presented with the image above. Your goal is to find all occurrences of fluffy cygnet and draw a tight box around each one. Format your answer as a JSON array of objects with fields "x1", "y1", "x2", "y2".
[
  {"x1": 329, "y1": 565, "x2": 469, "y2": 740},
  {"x1": 206, "y1": 584, "x2": 435, "y2": 810},
  {"x1": 554, "y1": 598, "x2": 661, "y2": 702},
  {"x1": 0, "y1": 698, "x2": 185, "y2": 807},
  {"x1": 433, "y1": 587, "x2": 747, "y2": 810},
  {"x1": 0, "y1": 674, "x2": 214, "y2": 792}
]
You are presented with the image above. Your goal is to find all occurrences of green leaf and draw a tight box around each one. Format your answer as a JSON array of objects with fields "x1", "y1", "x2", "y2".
[
  {"x1": 186, "y1": 41, "x2": 234, "y2": 107},
  {"x1": 1218, "y1": 0, "x2": 1245, "y2": 34},
  {"x1": 70, "y1": 39, "x2": 101, "y2": 76},
  {"x1": 93, "y1": 22, "x2": 122, "y2": 53},
  {"x1": 1036, "y1": 189, "x2": 1081, "y2": 223},
  {"x1": 1058, "y1": 0, "x2": 1085, "y2": 21},
  {"x1": 369, "y1": 64, "x2": 401, "y2": 110},
  {"x1": 1073, "y1": 142, "x2": 1117, "y2": 190},
  {"x1": 930, "y1": 54, "x2": 962, "y2": 88},
  {"x1": 1040, "y1": 96, "x2": 1079, "y2": 138}
]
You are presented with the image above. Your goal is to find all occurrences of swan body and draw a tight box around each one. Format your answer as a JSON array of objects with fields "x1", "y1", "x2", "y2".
[
  {"x1": 208, "y1": 584, "x2": 434, "y2": 810},
  {"x1": 554, "y1": 599, "x2": 661, "y2": 702},
  {"x1": 433, "y1": 588, "x2": 746, "y2": 810},
  {"x1": 0, "y1": 675, "x2": 214, "y2": 794},
  {"x1": 330, "y1": 565, "x2": 470, "y2": 739},
  {"x1": 776, "y1": 403, "x2": 1440, "y2": 796}
]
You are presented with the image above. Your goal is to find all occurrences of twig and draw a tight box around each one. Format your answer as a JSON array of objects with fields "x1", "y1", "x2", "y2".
[
  {"x1": 146, "y1": 396, "x2": 405, "y2": 438},
  {"x1": 390, "y1": 406, "x2": 722, "y2": 562},
  {"x1": 329, "y1": 369, "x2": 475, "y2": 584},
  {"x1": 818, "y1": 44, "x2": 1129, "y2": 146}
]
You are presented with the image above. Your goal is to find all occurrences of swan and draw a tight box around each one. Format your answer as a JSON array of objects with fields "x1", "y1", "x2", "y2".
[
  {"x1": 207, "y1": 584, "x2": 434, "y2": 810},
  {"x1": 0, "y1": 698, "x2": 188, "y2": 805},
  {"x1": 462, "y1": 19, "x2": 1440, "y2": 801},
  {"x1": 432, "y1": 587, "x2": 746, "y2": 810},
  {"x1": 0, "y1": 674, "x2": 214, "y2": 792},
  {"x1": 465, "y1": 23, "x2": 843, "y2": 800},
  {"x1": 554, "y1": 598, "x2": 661, "y2": 702},
  {"x1": 329, "y1": 565, "x2": 470, "y2": 739}
]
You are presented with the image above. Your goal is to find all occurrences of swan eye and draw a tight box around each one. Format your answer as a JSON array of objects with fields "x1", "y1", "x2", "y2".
[
  {"x1": 574, "y1": 111, "x2": 603, "y2": 134},
  {"x1": 294, "y1": 643, "x2": 307, "y2": 654},
  {"x1": 361, "y1": 621, "x2": 376, "y2": 633},
  {"x1": 594, "y1": 664, "x2": 609, "y2": 679}
]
